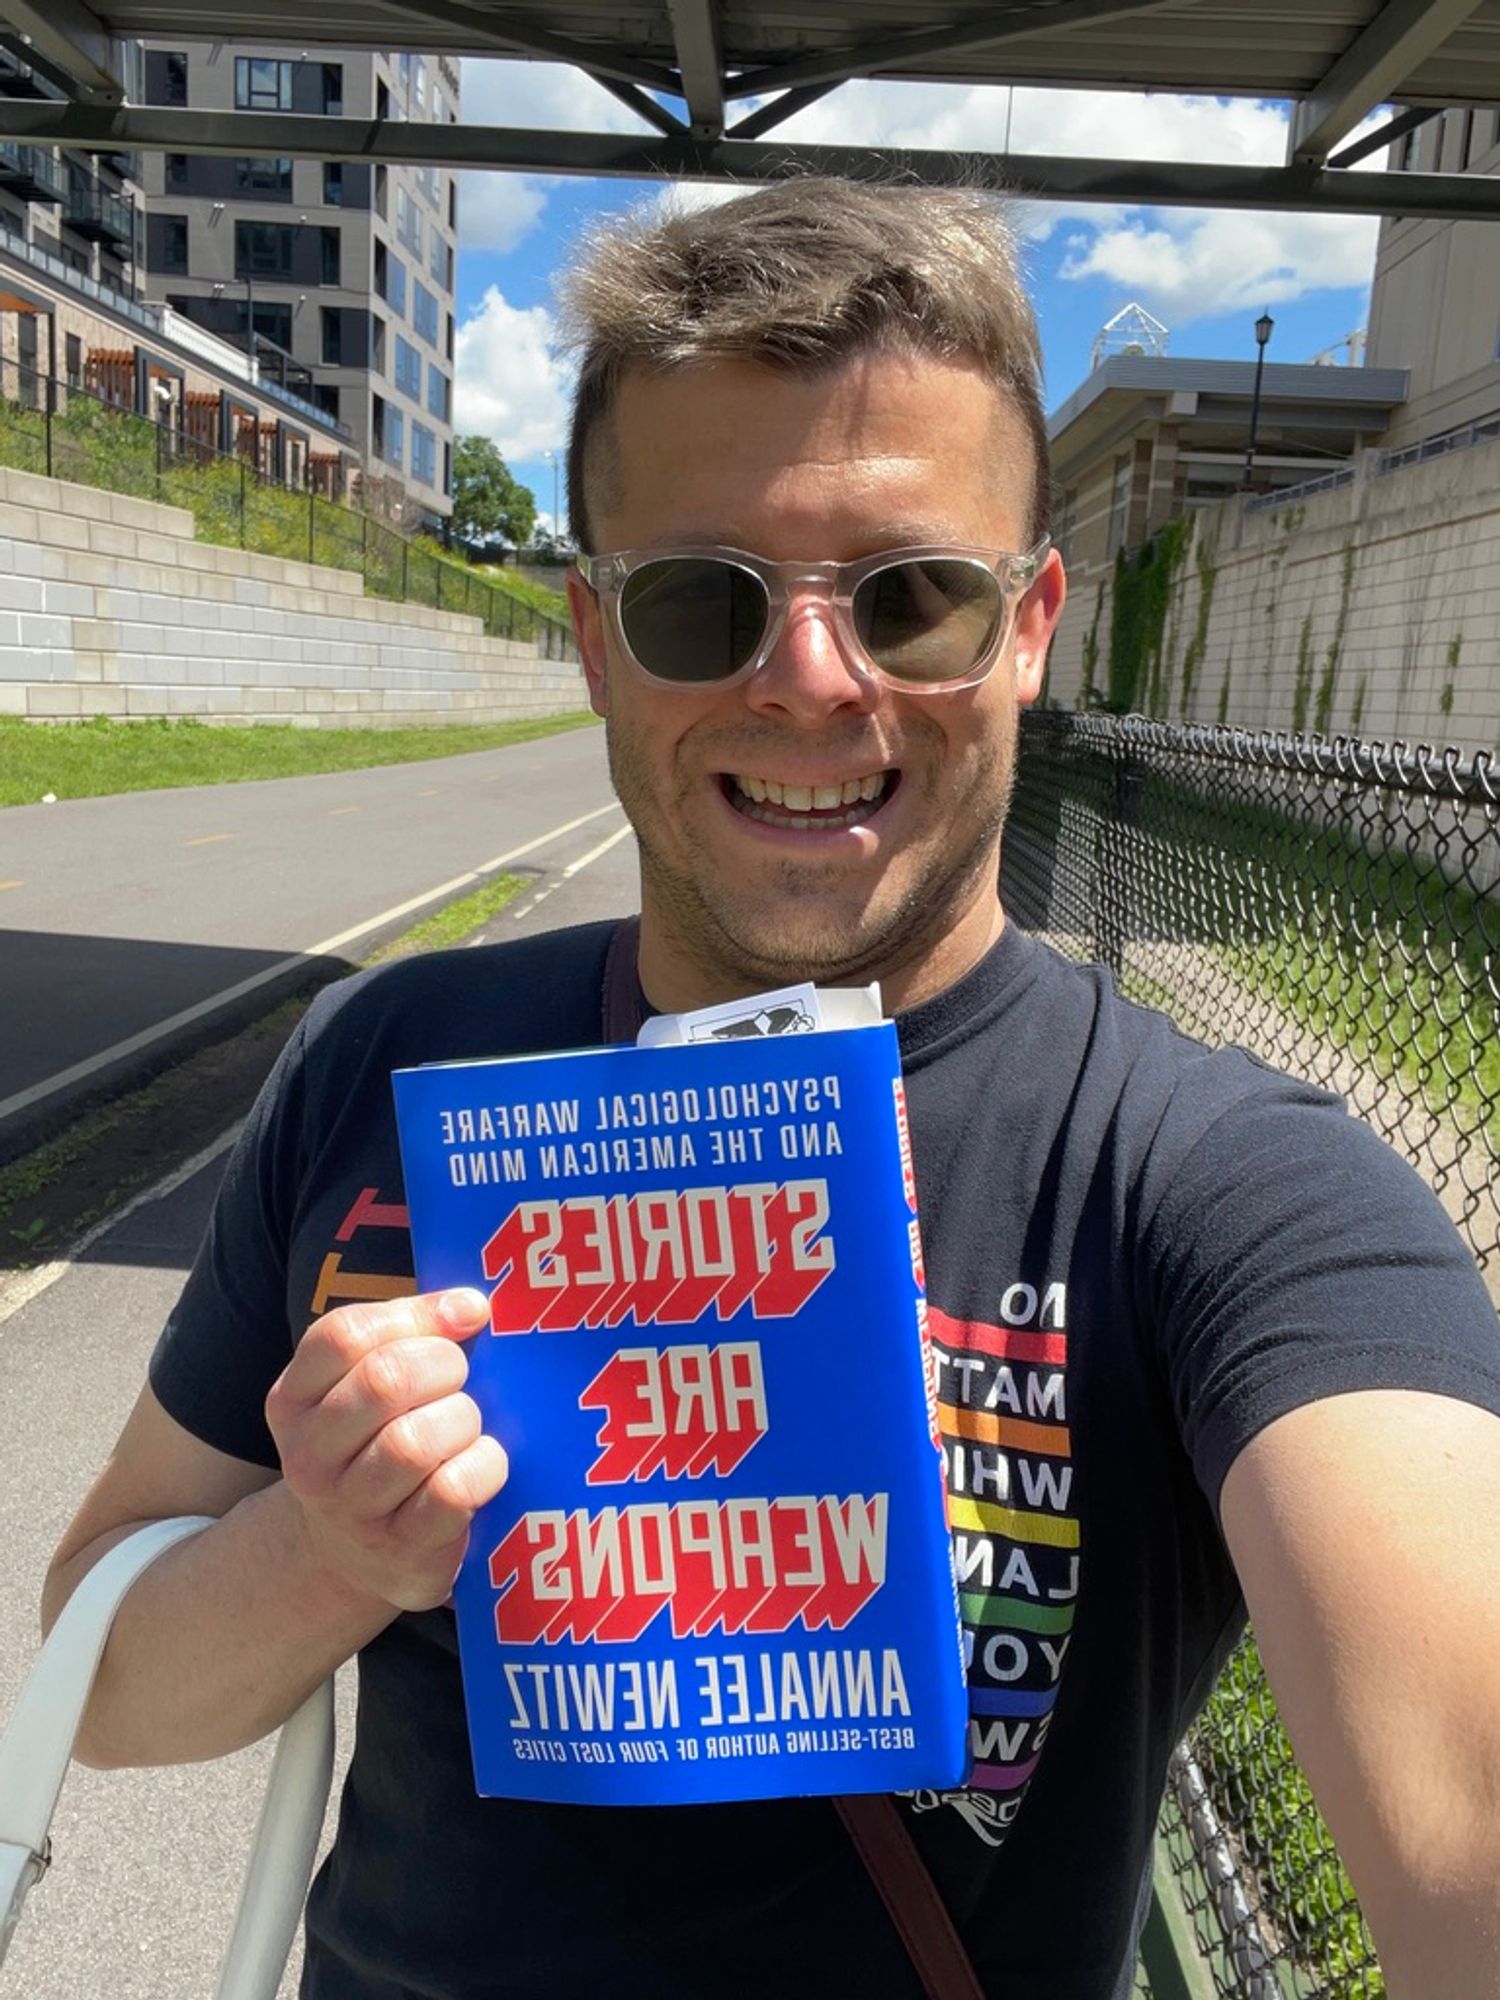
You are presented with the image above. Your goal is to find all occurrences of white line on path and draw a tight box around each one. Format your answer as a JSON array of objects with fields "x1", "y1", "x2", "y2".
[
  {"x1": 0, "y1": 801, "x2": 624, "y2": 1133},
  {"x1": 493, "y1": 822, "x2": 635, "y2": 934},
  {"x1": 0, "y1": 1122, "x2": 244, "y2": 1330}
]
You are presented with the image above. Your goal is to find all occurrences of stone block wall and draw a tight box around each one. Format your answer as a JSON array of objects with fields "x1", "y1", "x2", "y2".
[
  {"x1": 0, "y1": 465, "x2": 587, "y2": 726},
  {"x1": 1047, "y1": 434, "x2": 1500, "y2": 752}
]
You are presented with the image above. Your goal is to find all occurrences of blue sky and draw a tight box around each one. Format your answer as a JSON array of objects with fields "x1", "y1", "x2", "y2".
[{"x1": 451, "y1": 62, "x2": 1388, "y2": 536}]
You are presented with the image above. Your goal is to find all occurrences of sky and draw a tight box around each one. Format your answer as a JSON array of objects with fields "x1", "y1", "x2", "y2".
[{"x1": 451, "y1": 60, "x2": 1391, "y2": 538}]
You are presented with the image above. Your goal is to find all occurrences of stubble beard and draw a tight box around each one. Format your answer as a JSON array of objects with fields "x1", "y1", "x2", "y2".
[{"x1": 605, "y1": 708, "x2": 1020, "y2": 999}]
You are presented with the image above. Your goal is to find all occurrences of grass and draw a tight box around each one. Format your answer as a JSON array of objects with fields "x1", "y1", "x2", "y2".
[
  {"x1": 365, "y1": 873, "x2": 525, "y2": 961},
  {"x1": 0, "y1": 711, "x2": 600, "y2": 809},
  {"x1": 475, "y1": 565, "x2": 570, "y2": 621}
]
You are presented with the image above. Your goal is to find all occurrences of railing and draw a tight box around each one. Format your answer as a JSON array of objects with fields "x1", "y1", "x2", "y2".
[
  {"x1": 0, "y1": 358, "x2": 578, "y2": 664},
  {"x1": 1006, "y1": 708, "x2": 1500, "y2": 1996},
  {"x1": 1244, "y1": 415, "x2": 1500, "y2": 515}
]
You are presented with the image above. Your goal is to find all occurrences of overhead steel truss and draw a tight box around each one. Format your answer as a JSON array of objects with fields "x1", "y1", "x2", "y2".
[{"x1": 0, "y1": 0, "x2": 1497, "y2": 218}]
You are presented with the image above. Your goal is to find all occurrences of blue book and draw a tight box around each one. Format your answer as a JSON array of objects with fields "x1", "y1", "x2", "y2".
[{"x1": 392, "y1": 1021, "x2": 968, "y2": 1805}]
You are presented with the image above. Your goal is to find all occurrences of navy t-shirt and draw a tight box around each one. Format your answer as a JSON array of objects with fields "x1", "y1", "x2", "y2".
[{"x1": 150, "y1": 920, "x2": 1500, "y2": 1999}]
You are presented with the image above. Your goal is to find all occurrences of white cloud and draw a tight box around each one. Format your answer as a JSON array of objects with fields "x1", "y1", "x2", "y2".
[
  {"x1": 454, "y1": 286, "x2": 571, "y2": 459},
  {"x1": 1058, "y1": 209, "x2": 1378, "y2": 325},
  {"x1": 456, "y1": 58, "x2": 662, "y2": 256},
  {"x1": 457, "y1": 173, "x2": 548, "y2": 254},
  {"x1": 459, "y1": 58, "x2": 656, "y2": 134},
  {"x1": 769, "y1": 81, "x2": 1385, "y2": 324}
]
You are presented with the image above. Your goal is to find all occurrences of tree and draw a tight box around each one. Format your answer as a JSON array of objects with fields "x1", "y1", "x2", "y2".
[{"x1": 451, "y1": 435, "x2": 537, "y2": 548}]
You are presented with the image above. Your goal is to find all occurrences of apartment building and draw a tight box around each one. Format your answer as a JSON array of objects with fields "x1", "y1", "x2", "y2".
[{"x1": 136, "y1": 44, "x2": 459, "y2": 523}]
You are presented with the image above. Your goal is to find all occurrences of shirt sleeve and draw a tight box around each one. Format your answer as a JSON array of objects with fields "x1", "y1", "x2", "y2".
[
  {"x1": 148, "y1": 1012, "x2": 311, "y2": 1468},
  {"x1": 1135, "y1": 1064, "x2": 1500, "y2": 1516}
]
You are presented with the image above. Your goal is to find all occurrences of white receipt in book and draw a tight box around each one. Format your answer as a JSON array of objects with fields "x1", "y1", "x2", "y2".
[{"x1": 637, "y1": 980, "x2": 885, "y2": 1048}]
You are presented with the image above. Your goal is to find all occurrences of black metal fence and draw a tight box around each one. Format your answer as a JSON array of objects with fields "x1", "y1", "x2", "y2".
[
  {"x1": 1006, "y1": 710, "x2": 1500, "y2": 1999},
  {"x1": 0, "y1": 358, "x2": 578, "y2": 663}
]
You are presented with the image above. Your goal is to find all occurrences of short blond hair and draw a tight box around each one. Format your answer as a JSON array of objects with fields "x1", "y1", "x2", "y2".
[{"x1": 558, "y1": 177, "x2": 1050, "y2": 551}]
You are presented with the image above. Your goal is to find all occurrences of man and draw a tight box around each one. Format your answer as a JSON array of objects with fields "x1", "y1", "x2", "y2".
[{"x1": 43, "y1": 181, "x2": 1500, "y2": 1999}]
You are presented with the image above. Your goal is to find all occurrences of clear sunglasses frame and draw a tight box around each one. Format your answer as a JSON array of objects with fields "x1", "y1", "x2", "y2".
[{"x1": 575, "y1": 538, "x2": 1051, "y2": 694}]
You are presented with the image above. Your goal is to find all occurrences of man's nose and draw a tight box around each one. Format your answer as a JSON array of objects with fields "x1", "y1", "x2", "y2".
[{"x1": 742, "y1": 594, "x2": 881, "y2": 725}]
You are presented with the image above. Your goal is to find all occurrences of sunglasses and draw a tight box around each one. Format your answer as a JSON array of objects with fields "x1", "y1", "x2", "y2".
[{"x1": 576, "y1": 539, "x2": 1050, "y2": 693}]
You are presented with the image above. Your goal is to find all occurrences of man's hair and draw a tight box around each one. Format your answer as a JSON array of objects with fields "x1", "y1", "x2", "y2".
[{"x1": 559, "y1": 177, "x2": 1051, "y2": 553}]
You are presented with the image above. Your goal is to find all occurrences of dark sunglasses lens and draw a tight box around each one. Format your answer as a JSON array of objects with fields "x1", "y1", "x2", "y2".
[
  {"x1": 853, "y1": 560, "x2": 1003, "y2": 683},
  {"x1": 618, "y1": 559, "x2": 768, "y2": 684}
]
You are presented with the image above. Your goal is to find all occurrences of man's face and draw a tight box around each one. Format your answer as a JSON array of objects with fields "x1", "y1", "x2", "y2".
[{"x1": 568, "y1": 350, "x2": 1065, "y2": 1010}]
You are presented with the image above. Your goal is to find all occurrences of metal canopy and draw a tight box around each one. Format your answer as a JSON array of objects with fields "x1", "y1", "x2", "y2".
[{"x1": 1, "y1": 0, "x2": 1498, "y2": 218}]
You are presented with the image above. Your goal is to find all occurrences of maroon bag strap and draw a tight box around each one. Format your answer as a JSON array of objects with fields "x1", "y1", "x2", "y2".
[
  {"x1": 599, "y1": 922, "x2": 983, "y2": 2000},
  {"x1": 835, "y1": 1796, "x2": 986, "y2": 2000}
]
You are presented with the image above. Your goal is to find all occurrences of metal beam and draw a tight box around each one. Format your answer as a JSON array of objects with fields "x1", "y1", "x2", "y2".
[
  {"x1": 1328, "y1": 102, "x2": 1441, "y2": 168},
  {"x1": 1287, "y1": 0, "x2": 1484, "y2": 165},
  {"x1": 723, "y1": 0, "x2": 1174, "y2": 100},
  {"x1": 728, "y1": 84, "x2": 844, "y2": 140},
  {"x1": 0, "y1": 0, "x2": 124, "y2": 104},
  {"x1": 667, "y1": 0, "x2": 727, "y2": 138},
  {"x1": 1, "y1": 101, "x2": 1498, "y2": 221},
  {"x1": 377, "y1": 0, "x2": 681, "y2": 95},
  {"x1": 593, "y1": 78, "x2": 690, "y2": 138}
]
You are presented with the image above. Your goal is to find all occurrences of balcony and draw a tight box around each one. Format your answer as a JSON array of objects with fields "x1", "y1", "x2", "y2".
[
  {"x1": 0, "y1": 48, "x2": 65, "y2": 101},
  {"x1": 0, "y1": 143, "x2": 66, "y2": 204},
  {"x1": 65, "y1": 184, "x2": 133, "y2": 253}
]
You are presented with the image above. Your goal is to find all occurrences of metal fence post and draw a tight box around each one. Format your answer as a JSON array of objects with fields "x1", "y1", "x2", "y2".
[
  {"x1": 44, "y1": 364, "x2": 54, "y2": 480},
  {"x1": 308, "y1": 486, "x2": 315, "y2": 564},
  {"x1": 239, "y1": 458, "x2": 247, "y2": 549},
  {"x1": 402, "y1": 537, "x2": 409, "y2": 600}
]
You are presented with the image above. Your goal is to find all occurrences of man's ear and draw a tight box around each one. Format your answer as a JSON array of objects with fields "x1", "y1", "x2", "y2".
[
  {"x1": 1013, "y1": 547, "x2": 1067, "y2": 708},
  {"x1": 566, "y1": 567, "x2": 609, "y2": 718}
]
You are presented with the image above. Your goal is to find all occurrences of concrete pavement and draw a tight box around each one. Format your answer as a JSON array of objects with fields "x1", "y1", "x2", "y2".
[{"x1": 0, "y1": 723, "x2": 619, "y2": 1161}]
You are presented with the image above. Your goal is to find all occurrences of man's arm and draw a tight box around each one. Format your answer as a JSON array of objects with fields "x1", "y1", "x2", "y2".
[
  {"x1": 1219, "y1": 1387, "x2": 1500, "y2": 2000},
  {"x1": 42, "y1": 1288, "x2": 506, "y2": 1769}
]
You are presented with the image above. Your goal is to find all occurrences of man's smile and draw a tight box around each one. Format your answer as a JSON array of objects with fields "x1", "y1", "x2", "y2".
[{"x1": 721, "y1": 769, "x2": 899, "y2": 831}]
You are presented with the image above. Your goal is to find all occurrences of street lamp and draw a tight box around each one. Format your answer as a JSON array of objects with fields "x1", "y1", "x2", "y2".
[
  {"x1": 543, "y1": 448, "x2": 561, "y2": 541},
  {"x1": 1242, "y1": 310, "x2": 1274, "y2": 492}
]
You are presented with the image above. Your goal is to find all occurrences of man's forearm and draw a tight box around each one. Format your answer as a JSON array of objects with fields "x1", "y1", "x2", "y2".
[{"x1": 43, "y1": 1480, "x2": 398, "y2": 1769}]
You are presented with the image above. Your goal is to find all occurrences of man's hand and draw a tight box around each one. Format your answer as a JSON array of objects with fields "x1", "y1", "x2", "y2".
[{"x1": 265, "y1": 1288, "x2": 509, "y2": 1614}]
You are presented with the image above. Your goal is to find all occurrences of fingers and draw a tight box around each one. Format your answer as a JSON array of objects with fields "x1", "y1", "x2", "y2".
[
  {"x1": 272, "y1": 1288, "x2": 489, "y2": 1415},
  {"x1": 264, "y1": 1288, "x2": 507, "y2": 1613}
]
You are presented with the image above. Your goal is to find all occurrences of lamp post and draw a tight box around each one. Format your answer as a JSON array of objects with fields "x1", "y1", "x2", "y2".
[
  {"x1": 543, "y1": 448, "x2": 561, "y2": 541},
  {"x1": 1242, "y1": 310, "x2": 1274, "y2": 492}
]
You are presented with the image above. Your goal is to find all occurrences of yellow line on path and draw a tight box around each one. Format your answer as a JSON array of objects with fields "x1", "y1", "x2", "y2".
[
  {"x1": 329, "y1": 806, "x2": 360, "y2": 815},
  {"x1": 0, "y1": 879, "x2": 22, "y2": 890},
  {"x1": 184, "y1": 834, "x2": 231, "y2": 847}
]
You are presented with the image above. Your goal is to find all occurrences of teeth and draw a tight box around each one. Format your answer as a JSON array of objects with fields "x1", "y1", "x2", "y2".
[{"x1": 734, "y1": 771, "x2": 889, "y2": 811}]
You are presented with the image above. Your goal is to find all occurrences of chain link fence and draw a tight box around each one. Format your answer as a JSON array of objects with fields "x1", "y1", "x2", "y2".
[
  {"x1": 1004, "y1": 708, "x2": 1500, "y2": 1999},
  {"x1": 0, "y1": 357, "x2": 578, "y2": 662}
]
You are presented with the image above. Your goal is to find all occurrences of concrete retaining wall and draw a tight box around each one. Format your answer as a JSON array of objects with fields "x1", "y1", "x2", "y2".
[
  {"x1": 1047, "y1": 433, "x2": 1500, "y2": 751},
  {"x1": 0, "y1": 464, "x2": 588, "y2": 726}
]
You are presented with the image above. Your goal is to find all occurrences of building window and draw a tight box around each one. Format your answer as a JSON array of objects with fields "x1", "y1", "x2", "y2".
[
  {"x1": 386, "y1": 406, "x2": 404, "y2": 469},
  {"x1": 428, "y1": 233, "x2": 452, "y2": 288},
  {"x1": 158, "y1": 214, "x2": 189, "y2": 274},
  {"x1": 413, "y1": 57, "x2": 427, "y2": 115},
  {"x1": 445, "y1": 311, "x2": 454, "y2": 362},
  {"x1": 427, "y1": 364, "x2": 448, "y2": 421},
  {"x1": 234, "y1": 156, "x2": 293, "y2": 194},
  {"x1": 310, "y1": 383, "x2": 339, "y2": 421},
  {"x1": 323, "y1": 162, "x2": 343, "y2": 207},
  {"x1": 323, "y1": 64, "x2": 343, "y2": 116},
  {"x1": 411, "y1": 422, "x2": 437, "y2": 487},
  {"x1": 448, "y1": 179, "x2": 456, "y2": 229},
  {"x1": 241, "y1": 299, "x2": 293, "y2": 351},
  {"x1": 235, "y1": 57, "x2": 293, "y2": 111},
  {"x1": 387, "y1": 252, "x2": 406, "y2": 317},
  {"x1": 165, "y1": 152, "x2": 189, "y2": 190},
  {"x1": 1457, "y1": 107, "x2": 1475, "y2": 172},
  {"x1": 413, "y1": 280, "x2": 439, "y2": 345},
  {"x1": 1107, "y1": 455, "x2": 1132, "y2": 557},
  {"x1": 395, "y1": 186, "x2": 423, "y2": 256},
  {"x1": 414, "y1": 164, "x2": 440, "y2": 209},
  {"x1": 65, "y1": 332, "x2": 82, "y2": 388},
  {"x1": 322, "y1": 307, "x2": 342, "y2": 365},
  {"x1": 145, "y1": 50, "x2": 188, "y2": 105},
  {"x1": 235, "y1": 219, "x2": 295, "y2": 277},
  {"x1": 320, "y1": 226, "x2": 340, "y2": 285},
  {"x1": 394, "y1": 334, "x2": 422, "y2": 398}
]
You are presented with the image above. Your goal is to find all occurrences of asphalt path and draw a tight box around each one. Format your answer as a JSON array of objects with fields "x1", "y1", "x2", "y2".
[
  {"x1": 0, "y1": 830, "x2": 639, "y2": 2000},
  {"x1": 0, "y1": 724, "x2": 621, "y2": 1156}
]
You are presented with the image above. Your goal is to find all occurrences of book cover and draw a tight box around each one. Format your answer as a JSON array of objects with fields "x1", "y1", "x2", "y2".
[{"x1": 392, "y1": 1022, "x2": 968, "y2": 1805}]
